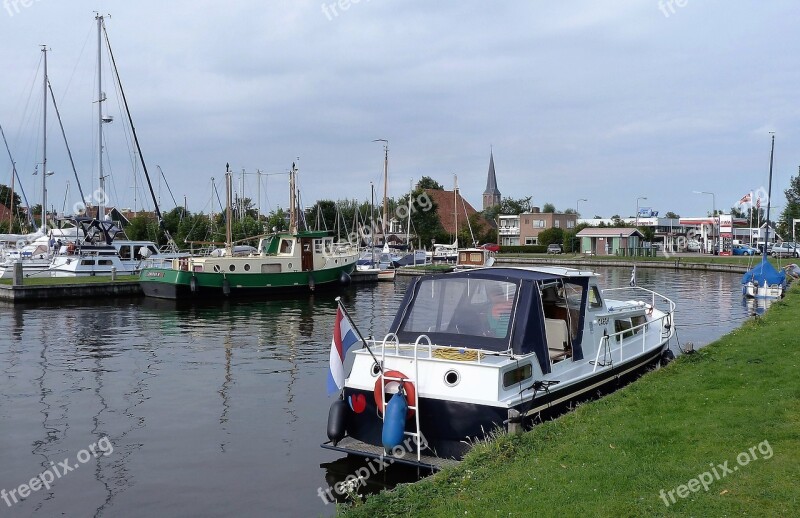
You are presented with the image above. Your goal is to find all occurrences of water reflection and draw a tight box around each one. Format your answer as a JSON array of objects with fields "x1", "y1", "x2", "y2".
[{"x1": 0, "y1": 268, "x2": 756, "y2": 517}]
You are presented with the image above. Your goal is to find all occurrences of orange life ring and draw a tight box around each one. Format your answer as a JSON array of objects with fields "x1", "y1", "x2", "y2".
[{"x1": 373, "y1": 369, "x2": 416, "y2": 419}]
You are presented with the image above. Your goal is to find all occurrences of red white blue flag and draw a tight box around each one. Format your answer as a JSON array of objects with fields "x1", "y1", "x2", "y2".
[{"x1": 327, "y1": 305, "x2": 359, "y2": 395}]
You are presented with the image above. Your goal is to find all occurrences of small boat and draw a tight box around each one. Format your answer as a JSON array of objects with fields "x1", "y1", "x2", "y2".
[
  {"x1": 427, "y1": 242, "x2": 458, "y2": 263},
  {"x1": 323, "y1": 266, "x2": 676, "y2": 467},
  {"x1": 742, "y1": 135, "x2": 786, "y2": 299},
  {"x1": 453, "y1": 247, "x2": 495, "y2": 270}
]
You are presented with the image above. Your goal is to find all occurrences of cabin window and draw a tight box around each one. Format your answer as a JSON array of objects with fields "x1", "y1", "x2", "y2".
[
  {"x1": 588, "y1": 286, "x2": 603, "y2": 309},
  {"x1": 324, "y1": 239, "x2": 333, "y2": 255},
  {"x1": 81, "y1": 259, "x2": 95, "y2": 265},
  {"x1": 314, "y1": 239, "x2": 323, "y2": 254},
  {"x1": 470, "y1": 252, "x2": 482, "y2": 262},
  {"x1": 119, "y1": 246, "x2": 132, "y2": 260},
  {"x1": 401, "y1": 278, "x2": 517, "y2": 341},
  {"x1": 279, "y1": 240, "x2": 293, "y2": 254},
  {"x1": 614, "y1": 318, "x2": 641, "y2": 342},
  {"x1": 503, "y1": 363, "x2": 532, "y2": 388},
  {"x1": 98, "y1": 260, "x2": 113, "y2": 266},
  {"x1": 229, "y1": 264, "x2": 236, "y2": 272}
]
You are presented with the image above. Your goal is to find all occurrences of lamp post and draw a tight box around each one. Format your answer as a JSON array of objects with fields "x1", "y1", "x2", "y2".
[
  {"x1": 635, "y1": 196, "x2": 647, "y2": 256},
  {"x1": 693, "y1": 191, "x2": 716, "y2": 254},
  {"x1": 575, "y1": 198, "x2": 587, "y2": 253}
]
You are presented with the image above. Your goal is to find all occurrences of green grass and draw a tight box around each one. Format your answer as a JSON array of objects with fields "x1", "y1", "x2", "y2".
[
  {"x1": 341, "y1": 287, "x2": 800, "y2": 517},
  {"x1": 0, "y1": 275, "x2": 139, "y2": 286},
  {"x1": 498, "y1": 252, "x2": 789, "y2": 267}
]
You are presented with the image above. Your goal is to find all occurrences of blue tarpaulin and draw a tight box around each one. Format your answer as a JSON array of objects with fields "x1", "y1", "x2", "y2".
[{"x1": 741, "y1": 258, "x2": 786, "y2": 286}]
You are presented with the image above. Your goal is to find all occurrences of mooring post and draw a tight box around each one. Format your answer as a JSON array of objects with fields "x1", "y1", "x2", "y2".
[
  {"x1": 111, "y1": 267, "x2": 117, "y2": 281},
  {"x1": 507, "y1": 409, "x2": 523, "y2": 435},
  {"x1": 13, "y1": 262, "x2": 23, "y2": 286}
]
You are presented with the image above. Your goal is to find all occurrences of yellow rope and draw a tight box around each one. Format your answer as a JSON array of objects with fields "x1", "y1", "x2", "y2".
[{"x1": 432, "y1": 348, "x2": 484, "y2": 361}]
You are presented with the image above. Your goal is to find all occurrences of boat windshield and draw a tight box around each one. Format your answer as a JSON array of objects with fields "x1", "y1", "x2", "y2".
[{"x1": 399, "y1": 277, "x2": 518, "y2": 347}]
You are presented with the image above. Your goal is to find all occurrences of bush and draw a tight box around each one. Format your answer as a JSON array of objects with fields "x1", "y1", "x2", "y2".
[{"x1": 499, "y1": 245, "x2": 547, "y2": 254}]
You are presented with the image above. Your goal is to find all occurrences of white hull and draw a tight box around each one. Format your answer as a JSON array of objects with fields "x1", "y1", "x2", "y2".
[{"x1": 743, "y1": 281, "x2": 783, "y2": 299}]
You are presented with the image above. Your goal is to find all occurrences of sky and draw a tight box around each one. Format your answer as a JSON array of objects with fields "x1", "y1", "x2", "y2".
[{"x1": 1, "y1": 0, "x2": 799, "y2": 220}]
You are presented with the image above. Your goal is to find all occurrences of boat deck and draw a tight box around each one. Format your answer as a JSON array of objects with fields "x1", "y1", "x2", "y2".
[{"x1": 321, "y1": 436, "x2": 460, "y2": 471}]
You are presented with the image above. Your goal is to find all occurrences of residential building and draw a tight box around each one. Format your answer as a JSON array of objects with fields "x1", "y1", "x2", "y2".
[
  {"x1": 518, "y1": 210, "x2": 577, "y2": 245},
  {"x1": 498, "y1": 214, "x2": 519, "y2": 246}
]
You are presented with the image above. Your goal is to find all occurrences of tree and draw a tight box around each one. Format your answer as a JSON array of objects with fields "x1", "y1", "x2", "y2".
[
  {"x1": 542, "y1": 203, "x2": 556, "y2": 213},
  {"x1": 664, "y1": 211, "x2": 680, "y2": 219},
  {"x1": 0, "y1": 184, "x2": 22, "y2": 213},
  {"x1": 563, "y1": 222, "x2": 590, "y2": 253},
  {"x1": 778, "y1": 167, "x2": 800, "y2": 237},
  {"x1": 730, "y1": 206, "x2": 746, "y2": 218},
  {"x1": 416, "y1": 176, "x2": 444, "y2": 190},
  {"x1": 537, "y1": 227, "x2": 564, "y2": 247},
  {"x1": 483, "y1": 196, "x2": 533, "y2": 220}
]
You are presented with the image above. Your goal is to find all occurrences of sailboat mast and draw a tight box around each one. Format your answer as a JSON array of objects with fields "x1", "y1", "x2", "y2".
[
  {"x1": 225, "y1": 163, "x2": 232, "y2": 253},
  {"x1": 764, "y1": 133, "x2": 775, "y2": 250},
  {"x1": 406, "y1": 178, "x2": 412, "y2": 247},
  {"x1": 453, "y1": 174, "x2": 458, "y2": 246},
  {"x1": 289, "y1": 163, "x2": 297, "y2": 233},
  {"x1": 96, "y1": 14, "x2": 106, "y2": 219},
  {"x1": 41, "y1": 45, "x2": 48, "y2": 228}
]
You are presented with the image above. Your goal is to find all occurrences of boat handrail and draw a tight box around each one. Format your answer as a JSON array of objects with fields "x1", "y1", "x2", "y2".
[
  {"x1": 602, "y1": 286, "x2": 676, "y2": 314},
  {"x1": 367, "y1": 336, "x2": 510, "y2": 365},
  {"x1": 591, "y1": 302, "x2": 674, "y2": 372}
]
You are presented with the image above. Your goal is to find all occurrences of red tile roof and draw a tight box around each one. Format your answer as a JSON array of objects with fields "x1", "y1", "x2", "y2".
[{"x1": 424, "y1": 189, "x2": 492, "y2": 236}]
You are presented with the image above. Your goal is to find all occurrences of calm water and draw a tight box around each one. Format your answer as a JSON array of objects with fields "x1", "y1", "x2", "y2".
[{"x1": 0, "y1": 267, "x2": 762, "y2": 517}]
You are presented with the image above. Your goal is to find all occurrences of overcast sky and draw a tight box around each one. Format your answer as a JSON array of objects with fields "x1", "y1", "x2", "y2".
[{"x1": 1, "y1": 0, "x2": 799, "y2": 220}]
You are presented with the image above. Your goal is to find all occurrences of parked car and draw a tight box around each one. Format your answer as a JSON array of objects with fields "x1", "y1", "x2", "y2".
[
  {"x1": 480, "y1": 243, "x2": 500, "y2": 252},
  {"x1": 770, "y1": 242, "x2": 800, "y2": 258},
  {"x1": 732, "y1": 244, "x2": 758, "y2": 256},
  {"x1": 546, "y1": 244, "x2": 562, "y2": 254}
]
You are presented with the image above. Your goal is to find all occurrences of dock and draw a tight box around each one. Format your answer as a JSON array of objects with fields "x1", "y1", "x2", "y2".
[{"x1": 0, "y1": 278, "x2": 143, "y2": 302}]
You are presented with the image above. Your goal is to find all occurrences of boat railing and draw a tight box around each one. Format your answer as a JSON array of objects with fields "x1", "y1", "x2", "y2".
[
  {"x1": 592, "y1": 289, "x2": 675, "y2": 373},
  {"x1": 368, "y1": 333, "x2": 510, "y2": 365},
  {"x1": 602, "y1": 286, "x2": 676, "y2": 316}
]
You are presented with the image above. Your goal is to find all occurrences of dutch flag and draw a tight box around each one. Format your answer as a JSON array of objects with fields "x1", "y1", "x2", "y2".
[{"x1": 327, "y1": 305, "x2": 360, "y2": 396}]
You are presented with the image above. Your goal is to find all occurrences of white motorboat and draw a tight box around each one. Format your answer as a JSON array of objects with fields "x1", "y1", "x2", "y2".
[{"x1": 324, "y1": 266, "x2": 676, "y2": 467}]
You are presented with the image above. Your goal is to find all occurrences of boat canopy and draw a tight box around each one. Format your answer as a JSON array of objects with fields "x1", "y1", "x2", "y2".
[
  {"x1": 742, "y1": 258, "x2": 786, "y2": 287},
  {"x1": 390, "y1": 268, "x2": 590, "y2": 373}
]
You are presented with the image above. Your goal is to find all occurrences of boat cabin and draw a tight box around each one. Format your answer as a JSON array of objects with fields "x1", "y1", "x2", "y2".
[{"x1": 389, "y1": 267, "x2": 604, "y2": 374}]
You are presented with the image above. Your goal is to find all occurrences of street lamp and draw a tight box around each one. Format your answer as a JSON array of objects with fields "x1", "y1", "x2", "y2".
[
  {"x1": 574, "y1": 198, "x2": 587, "y2": 253},
  {"x1": 693, "y1": 191, "x2": 716, "y2": 254}
]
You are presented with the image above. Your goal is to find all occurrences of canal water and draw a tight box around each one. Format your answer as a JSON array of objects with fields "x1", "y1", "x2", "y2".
[{"x1": 0, "y1": 266, "x2": 763, "y2": 517}]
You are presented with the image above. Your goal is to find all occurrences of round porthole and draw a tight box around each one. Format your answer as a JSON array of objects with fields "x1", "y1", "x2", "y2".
[
  {"x1": 371, "y1": 363, "x2": 381, "y2": 377},
  {"x1": 229, "y1": 264, "x2": 236, "y2": 272},
  {"x1": 444, "y1": 370, "x2": 460, "y2": 387},
  {"x1": 244, "y1": 264, "x2": 251, "y2": 271},
  {"x1": 288, "y1": 262, "x2": 293, "y2": 269},
  {"x1": 213, "y1": 265, "x2": 221, "y2": 273}
]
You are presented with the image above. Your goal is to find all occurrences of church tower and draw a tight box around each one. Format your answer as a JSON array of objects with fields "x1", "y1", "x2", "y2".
[{"x1": 482, "y1": 150, "x2": 501, "y2": 210}]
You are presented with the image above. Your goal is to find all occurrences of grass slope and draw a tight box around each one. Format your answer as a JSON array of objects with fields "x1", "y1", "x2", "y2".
[{"x1": 342, "y1": 287, "x2": 800, "y2": 517}]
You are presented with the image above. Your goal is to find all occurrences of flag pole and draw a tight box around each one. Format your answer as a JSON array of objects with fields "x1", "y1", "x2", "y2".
[{"x1": 335, "y1": 296, "x2": 384, "y2": 374}]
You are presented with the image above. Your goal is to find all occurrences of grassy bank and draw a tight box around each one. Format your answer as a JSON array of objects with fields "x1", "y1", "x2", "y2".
[
  {"x1": 0, "y1": 275, "x2": 138, "y2": 286},
  {"x1": 497, "y1": 252, "x2": 786, "y2": 267},
  {"x1": 342, "y1": 287, "x2": 800, "y2": 517}
]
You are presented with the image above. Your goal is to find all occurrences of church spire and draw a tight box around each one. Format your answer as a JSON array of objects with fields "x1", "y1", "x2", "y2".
[{"x1": 482, "y1": 149, "x2": 501, "y2": 210}]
